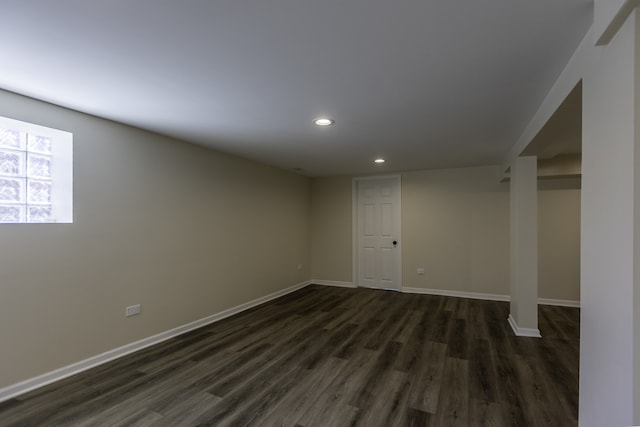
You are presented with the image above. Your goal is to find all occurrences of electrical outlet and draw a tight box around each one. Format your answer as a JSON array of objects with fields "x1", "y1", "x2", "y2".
[
  {"x1": 125, "y1": 304, "x2": 141, "y2": 317},
  {"x1": 416, "y1": 268, "x2": 425, "y2": 275}
]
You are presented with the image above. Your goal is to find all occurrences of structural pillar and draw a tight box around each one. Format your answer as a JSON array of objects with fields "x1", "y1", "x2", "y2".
[
  {"x1": 581, "y1": 5, "x2": 640, "y2": 425},
  {"x1": 508, "y1": 155, "x2": 540, "y2": 337}
]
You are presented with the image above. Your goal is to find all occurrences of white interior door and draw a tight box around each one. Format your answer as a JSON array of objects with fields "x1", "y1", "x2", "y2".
[{"x1": 356, "y1": 176, "x2": 401, "y2": 290}]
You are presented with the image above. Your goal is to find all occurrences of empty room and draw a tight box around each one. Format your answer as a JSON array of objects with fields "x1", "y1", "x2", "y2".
[{"x1": 0, "y1": 1, "x2": 638, "y2": 426}]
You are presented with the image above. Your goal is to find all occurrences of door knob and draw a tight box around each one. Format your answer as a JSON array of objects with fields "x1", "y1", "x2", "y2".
[{"x1": 393, "y1": 240, "x2": 398, "y2": 247}]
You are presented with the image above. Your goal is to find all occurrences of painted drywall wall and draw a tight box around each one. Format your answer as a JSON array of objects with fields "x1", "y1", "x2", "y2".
[
  {"x1": 402, "y1": 166, "x2": 511, "y2": 295},
  {"x1": 310, "y1": 168, "x2": 581, "y2": 301},
  {"x1": 403, "y1": 169, "x2": 580, "y2": 300},
  {"x1": 538, "y1": 187, "x2": 581, "y2": 302},
  {"x1": 0, "y1": 89, "x2": 311, "y2": 389},
  {"x1": 310, "y1": 176, "x2": 352, "y2": 283},
  {"x1": 580, "y1": 10, "x2": 638, "y2": 426}
]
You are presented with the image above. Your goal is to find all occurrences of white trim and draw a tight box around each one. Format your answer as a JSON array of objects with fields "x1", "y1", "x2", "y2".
[
  {"x1": 352, "y1": 179, "x2": 358, "y2": 288},
  {"x1": 311, "y1": 280, "x2": 356, "y2": 288},
  {"x1": 0, "y1": 280, "x2": 312, "y2": 403},
  {"x1": 401, "y1": 287, "x2": 580, "y2": 307},
  {"x1": 538, "y1": 298, "x2": 581, "y2": 308},
  {"x1": 359, "y1": 284, "x2": 402, "y2": 292},
  {"x1": 508, "y1": 314, "x2": 542, "y2": 338},
  {"x1": 401, "y1": 286, "x2": 510, "y2": 302}
]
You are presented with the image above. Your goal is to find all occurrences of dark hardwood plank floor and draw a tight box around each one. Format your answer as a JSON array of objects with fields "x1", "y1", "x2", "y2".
[{"x1": 0, "y1": 285, "x2": 579, "y2": 426}]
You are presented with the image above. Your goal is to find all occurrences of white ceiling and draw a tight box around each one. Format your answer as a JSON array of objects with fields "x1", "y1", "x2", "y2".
[{"x1": 1, "y1": 1, "x2": 593, "y2": 177}]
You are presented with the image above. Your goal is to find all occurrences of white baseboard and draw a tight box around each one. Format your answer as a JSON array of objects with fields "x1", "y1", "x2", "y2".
[
  {"x1": 401, "y1": 287, "x2": 580, "y2": 308},
  {"x1": 0, "y1": 280, "x2": 312, "y2": 403},
  {"x1": 311, "y1": 280, "x2": 356, "y2": 288},
  {"x1": 538, "y1": 298, "x2": 580, "y2": 308},
  {"x1": 508, "y1": 314, "x2": 542, "y2": 338},
  {"x1": 401, "y1": 286, "x2": 511, "y2": 302}
]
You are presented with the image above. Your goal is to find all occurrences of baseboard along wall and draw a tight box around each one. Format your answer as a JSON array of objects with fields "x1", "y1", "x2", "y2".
[
  {"x1": 316, "y1": 282, "x2": 580, "y2": 307},
  {"x1": 0, "y1": 280, "x2": 312, "y2": 403},
  {"x1": 508, "y1": 314, "x2": 542, "y2": 338},
  {"x1": 311, "y1": 280, "x2": 357, "y2": 288},
  {"x1": 402, "y1": 286, "x2": 511, "y2": 302}
]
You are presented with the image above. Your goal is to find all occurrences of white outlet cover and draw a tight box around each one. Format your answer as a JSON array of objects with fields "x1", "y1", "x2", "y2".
[{"x1": 125, "y1": 304, "x2": 141, "y2": 317}]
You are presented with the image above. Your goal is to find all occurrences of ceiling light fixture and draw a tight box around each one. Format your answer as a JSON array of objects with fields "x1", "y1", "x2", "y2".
[
  {"x1": 314, "y1": 118, "x2": 334, "y2": 126},
  {"x1": 374, "y1": 158, "x2": 385, "y2": 164}
]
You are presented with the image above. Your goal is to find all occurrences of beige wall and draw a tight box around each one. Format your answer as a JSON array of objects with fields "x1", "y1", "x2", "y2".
[
  {"x1": 310, "y1": 167, "x2": 581, "y2": 301},
  {"x1": 539, "y1": 184, "x2": 581, "y2": 301},
  {"x1": 0, "y1": 89, "x2": 311, "y2": 388},
  {"x1": 310, "y1": 176, "x2": 352, "y2": 282},
  {"x1": 402, "y1": 166, "x2": 511, "y2": 295}
]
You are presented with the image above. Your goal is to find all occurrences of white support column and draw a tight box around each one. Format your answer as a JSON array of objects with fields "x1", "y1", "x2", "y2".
[
  {"x1": 581, "y1": 8, "x2": 640, "y2": 426},
  {"x1": 508, "y1": 155, "x2": 540, "y2": 338}
]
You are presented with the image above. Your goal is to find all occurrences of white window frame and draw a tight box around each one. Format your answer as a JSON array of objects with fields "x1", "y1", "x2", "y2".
[{"x1": 0, "y1": 116, "x2": 73, "y2": 223}]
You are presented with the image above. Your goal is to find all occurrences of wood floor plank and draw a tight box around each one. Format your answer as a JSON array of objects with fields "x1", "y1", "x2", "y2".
[
  {"x1": 149, "y1": 391, "x2": 221, "y2": 426},
  {"x1": 258, "y1": 356, "x2": 349, "y2": 427},
  {"x1": 80, "y1": 361, "x2": 212, "y2": 425},
  {"x1": 224, "y1": 366, "x2": 312, "y2": 427},
  {"x1": 431, "y1": 309, "x2": 453, "y2": 343},
  {"x1": 301, "y1": 323, "x2": 359, "y2": 369},
  {"x1": 447, "y1": 318, "x2": 468, "y2": 359},
  {"x1": 395, "y1": 309, "x2": 424, "y2": 343},
  {"x1": 76, "y1": 398, "x2": 164, "y2": 427},
  {"x1": 35, "y1": 359, "x2": 198, "y2": 426},
  {"x1": 467, "y1": 300, "x2": 492, "y2": 340},
  {"x1": 0, "y1": 285, "x2": 580, "y2": 427},
  {"x1": 332, "y1": 316, "x2": 383, "y2": 360},
  {"x1": 406, "y1": 341, "x2": 448, "y2": 414},
  {"x1": 305, "y1": 404, "x2": 361, "y2": 427},
  {"x1": 493, "y1": 351, "x2": 530, "y2": 426},
  {"x1": 532, "y1": 341, "x2": 579, "y2": 424},
  {"x1": 468, "y1": 398, "x2": 503, "y2": 427},
  {"x1": 395, "y1": 307, "x2": 439, "y2": 373},
  {"x1": 402, "y1": 407, "x2": 433, "y2": 427},
  {"x1": 513, "y1": 357, "x2": 567, "y2": 427},
  {"x1": 0, "y1": 369, "x2": 146, "y2": 425},
  {"x1": 355, "y1": 369, "x2": 410, "y2": 427},
  {"x1": 136, "y1": 333, "x2": 218, "y2": 374},
  {"x1": 349, "y1": 340, "x2": 402, "y2": 410},
  {"x1": 433, "y1": 357, "x2": 469, "y2": 427},
  {"x1": 468, "y1": 338, "x2": 499, "y2": 402},
  {"x1": 363, "y1": 301, "x2": 412, "y2": 350},
  {"x1": 294, "y1": 349, "x2": 378, "y2": 427}
]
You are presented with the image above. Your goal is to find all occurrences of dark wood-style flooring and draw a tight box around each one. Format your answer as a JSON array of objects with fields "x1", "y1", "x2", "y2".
[{"x1": 0, "y1": 285, "x2": 579, "y2": 426}]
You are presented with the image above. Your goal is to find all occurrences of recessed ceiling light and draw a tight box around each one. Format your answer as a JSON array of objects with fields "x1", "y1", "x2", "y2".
[
  {"x1": 374, "y1": 158, "x2": 385, "y2": 164},
  {"x1": 314, "y1": 118, "x2": 334, "y2": 126}
]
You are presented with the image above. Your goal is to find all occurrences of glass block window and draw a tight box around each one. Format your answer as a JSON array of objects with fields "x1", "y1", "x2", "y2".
[{"x1": 0, "y1": 116, "x2": 72, "y2": 223}]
